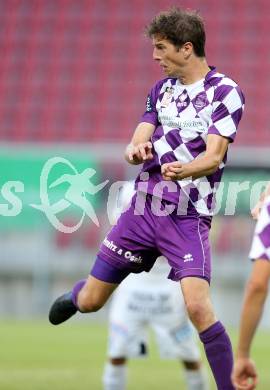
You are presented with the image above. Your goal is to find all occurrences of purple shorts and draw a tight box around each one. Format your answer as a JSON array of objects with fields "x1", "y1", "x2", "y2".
[{"x1": 93, "y1": 194, "x2": 212, "y2": 283}]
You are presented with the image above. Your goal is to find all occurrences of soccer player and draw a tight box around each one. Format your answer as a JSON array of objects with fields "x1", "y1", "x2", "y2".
[
  {"x1": 232, "y1": 186, "x2": 270, "y2": 390},
  {"x1": 49, "y1": 8, "x2": 245, "y2": 389},
  {"x1": 103, "y1": 181, "x2": 208, "y2": 390}
]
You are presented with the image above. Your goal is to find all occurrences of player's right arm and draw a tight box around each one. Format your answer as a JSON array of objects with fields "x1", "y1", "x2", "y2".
[
  {"x1": 125, "y1": 80, "x2": 163, "y2": 165},
  {"x1": 125, "y1": 122, "x2": 155, "y2": 165}
]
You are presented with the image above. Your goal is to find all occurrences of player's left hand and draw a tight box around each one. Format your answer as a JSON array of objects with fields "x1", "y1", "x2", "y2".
[
  {"x1": 251, "y1": 201, "x2": 263, "y2": 220},
  {"x1": 231, "y1": 357, "x2": 258, "y2": 390},
  {"x1": 251, "y1": 182, "x2": 270, "y2": 219},
  {"x1": 161, "y1": 162, "x2": 185, "y2": 181}
]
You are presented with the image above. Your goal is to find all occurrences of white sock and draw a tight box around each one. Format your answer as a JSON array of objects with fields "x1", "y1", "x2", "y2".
[
  {"x1": 183, "y1": 368, "x2": 209, "y2": 390},
  {"x1": 102, "y1": 362, "x2": 128, "y2": 390}
]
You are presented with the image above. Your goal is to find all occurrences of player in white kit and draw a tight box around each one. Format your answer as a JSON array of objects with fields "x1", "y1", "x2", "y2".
[{"x1": 103, "y1": 182, "x2": 208, "y2": 390}]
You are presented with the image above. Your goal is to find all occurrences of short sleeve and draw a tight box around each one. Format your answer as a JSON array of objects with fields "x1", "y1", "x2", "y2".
[
  {"x1": 141, "y1": 80, "x2": 163, "y2": 127},
  {"x1": 249, "y1": 197, "x2": 270, "y2": 260},
  {"x1": 208, "y1": 84, "x2": 245, "y2": 142}
]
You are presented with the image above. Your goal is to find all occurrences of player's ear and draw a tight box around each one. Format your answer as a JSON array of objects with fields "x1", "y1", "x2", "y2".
[{"x1": 181, "y1": 42, "x2": 193, "y2": 58}]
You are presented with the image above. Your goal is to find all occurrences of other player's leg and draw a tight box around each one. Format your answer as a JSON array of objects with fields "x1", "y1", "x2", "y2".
[
  {"x1": 181, "y1": 360, "x2": 209, "y2": 390},
  {"x1": 152, "y1": 317, "x2": 208, "y2": 390},
  {"x1": 103, "y1": 285, "x2": 147, "y2": 390},
  {"x1": 103, "y1": 357, "x2": 128, "y2": 390}
]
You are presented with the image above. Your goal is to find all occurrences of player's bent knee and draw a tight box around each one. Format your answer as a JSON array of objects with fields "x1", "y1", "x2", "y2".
[
  {"x1": 77, "y1": 292, "x2": 104, "y2": 313},
  {"x1": 79, "y1": 299, "x2": 103, "y2": 313}
]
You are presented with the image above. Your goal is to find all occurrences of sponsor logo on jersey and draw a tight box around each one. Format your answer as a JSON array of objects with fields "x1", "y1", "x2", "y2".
[{"x1": 158, "y1": 114, "x2": 204, "y2": 130}]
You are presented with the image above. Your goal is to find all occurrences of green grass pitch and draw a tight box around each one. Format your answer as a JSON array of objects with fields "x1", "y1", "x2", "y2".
[{"x1": 0, "y1": 320, "x2": 269, "y2": 389}]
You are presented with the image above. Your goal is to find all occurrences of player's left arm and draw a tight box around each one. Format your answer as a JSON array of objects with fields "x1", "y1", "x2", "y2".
[
  {"x1": 236, "y1": 260, "x2": 270, "y2": 359},
  {"x1": 162, "y1": 134, "x2": 229, "y2": 181},
  {"x1": 251, "y1": 182, "x2": 270, "y2": 219},
  {"x1": 232, "y1": 259, "x2": 270, "y2": 389}
]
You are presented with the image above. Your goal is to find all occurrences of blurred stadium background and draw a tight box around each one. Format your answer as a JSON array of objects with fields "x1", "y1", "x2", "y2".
[{"x1": 0, "y1": 0, "x2": 269, "y2": 389}]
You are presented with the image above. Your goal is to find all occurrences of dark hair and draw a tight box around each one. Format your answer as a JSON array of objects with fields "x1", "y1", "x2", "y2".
[{"x1": 146, "y1": 7, "x2": 206, "y2": 57}]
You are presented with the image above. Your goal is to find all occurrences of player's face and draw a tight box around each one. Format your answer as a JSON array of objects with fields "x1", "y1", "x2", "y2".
[{"x1": 152, "y1": 36, "x2": 187, "y2": 77}]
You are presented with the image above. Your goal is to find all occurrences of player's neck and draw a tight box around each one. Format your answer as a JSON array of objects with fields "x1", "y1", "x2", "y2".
[{"x1": 177, "y1": 58, "x2": 210, "y2": 85}]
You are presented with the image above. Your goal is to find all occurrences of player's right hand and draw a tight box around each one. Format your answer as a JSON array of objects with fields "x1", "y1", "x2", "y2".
[
  {"x1": 125, "y1": 142, "x2": 153, "y2": 165},
  {"x1": 231, "y1": 357, "x2": 258, "y2": 390}
]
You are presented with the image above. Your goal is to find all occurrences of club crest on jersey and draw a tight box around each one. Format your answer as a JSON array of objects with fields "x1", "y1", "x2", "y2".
[
  {"x1": 193, "y1": 92, "x2": 208, "y2": 111},
  {"x1": 160, "y1": 86, "x2": 174, "y2": 107}
]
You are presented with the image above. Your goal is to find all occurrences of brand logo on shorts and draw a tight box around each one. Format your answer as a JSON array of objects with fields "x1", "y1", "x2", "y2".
[{"x1": 183, "y1": 253, "x2": 194, "y2": 262}]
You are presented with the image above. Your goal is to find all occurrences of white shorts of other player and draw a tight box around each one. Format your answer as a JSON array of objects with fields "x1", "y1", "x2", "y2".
[{"x1": 107, "y1": 259, "x2": 200, "y2": 361}]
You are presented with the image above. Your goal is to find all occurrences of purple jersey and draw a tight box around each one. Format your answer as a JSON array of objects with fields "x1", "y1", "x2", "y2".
[{"x1": 136, "y1": 67, "x2": 245, "y2": 216}]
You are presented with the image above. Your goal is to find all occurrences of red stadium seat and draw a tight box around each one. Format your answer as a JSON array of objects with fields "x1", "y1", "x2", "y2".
[{"x1": 0, "y1": 0, "x2": 269, "y2": 145}]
